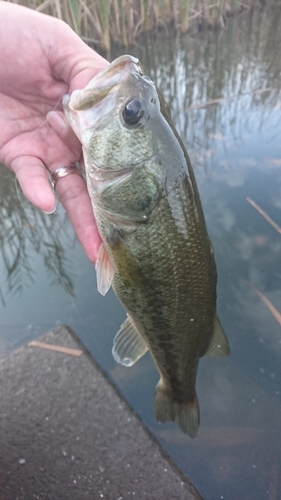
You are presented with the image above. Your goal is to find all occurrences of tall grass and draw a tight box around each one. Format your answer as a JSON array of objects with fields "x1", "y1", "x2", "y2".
[{"x1": 9, "y1": 0, "x2": 277, "y2": 51}]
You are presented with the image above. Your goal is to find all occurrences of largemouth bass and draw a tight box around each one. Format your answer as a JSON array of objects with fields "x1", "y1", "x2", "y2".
[{"x1": 63, "y1": 55, "x2": 230, "y2": 438}]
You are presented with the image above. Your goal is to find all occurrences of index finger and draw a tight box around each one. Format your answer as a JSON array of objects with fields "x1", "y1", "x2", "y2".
[{"x1": 55, "y1": 171, "x2": 102, "y2": 263}]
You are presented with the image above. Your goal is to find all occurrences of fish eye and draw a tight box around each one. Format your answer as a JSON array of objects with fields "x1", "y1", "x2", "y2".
[{"x1": 123, "y1": 99, "x2": 144, "y2": 125}]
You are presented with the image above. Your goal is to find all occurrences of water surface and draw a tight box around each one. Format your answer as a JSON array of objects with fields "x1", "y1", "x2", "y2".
[{"x1": 1, "y1": 9, "x2": 281, "y2": 499}]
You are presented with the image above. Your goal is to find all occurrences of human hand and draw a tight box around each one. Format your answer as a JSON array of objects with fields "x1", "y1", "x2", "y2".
[{"x1": 0, "y1": 2, "x2": 108, "y2": 262}]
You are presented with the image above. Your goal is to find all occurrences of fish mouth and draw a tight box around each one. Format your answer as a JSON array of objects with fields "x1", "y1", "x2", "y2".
[{"x1": 67, "y1": 55, "x2": 144, "y2": 112}]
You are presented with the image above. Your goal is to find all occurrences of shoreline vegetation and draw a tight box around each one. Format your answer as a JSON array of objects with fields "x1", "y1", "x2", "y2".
[{"x1": 9, "y1": 0, "x2": 279, "y2": 52}]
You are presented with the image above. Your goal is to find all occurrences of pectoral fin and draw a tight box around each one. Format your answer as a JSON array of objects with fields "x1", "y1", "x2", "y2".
[
  {"x1": 205, "y1": 315, "x2": 230, "y2": 358},
  {"x1": 112, "y1": 315, "x2": 148, "y2": 367},
  {"x1": 95, "y1": 243, "x2": 114, "y2": 296},
  {"x1": 98, "y1": 164, "x2": 161, "y2": 225}
]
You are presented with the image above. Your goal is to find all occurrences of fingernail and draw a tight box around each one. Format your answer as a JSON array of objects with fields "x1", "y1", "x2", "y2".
[{"x1": 42, "y1": 203, "x2": 56, "y2": 215}]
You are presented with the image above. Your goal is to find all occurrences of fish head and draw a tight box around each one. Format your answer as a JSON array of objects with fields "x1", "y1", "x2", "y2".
[{"x1": 63, "y1": 55, "x2": 161, "y2": 177}]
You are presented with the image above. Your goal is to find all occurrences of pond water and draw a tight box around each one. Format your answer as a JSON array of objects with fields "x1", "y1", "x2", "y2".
[{"x1": 1, "y1": 8, "x2": 281, "y2": 500}]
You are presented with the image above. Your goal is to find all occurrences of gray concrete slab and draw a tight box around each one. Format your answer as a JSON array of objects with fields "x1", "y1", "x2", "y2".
[{"x1": 0, "y1": 325, "x2": 203, "y2": 500}]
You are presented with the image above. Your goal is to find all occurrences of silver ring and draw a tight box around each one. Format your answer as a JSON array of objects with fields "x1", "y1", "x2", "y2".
[{"x1": 48, "y1": 166, "x2": 84, "y2": 191}]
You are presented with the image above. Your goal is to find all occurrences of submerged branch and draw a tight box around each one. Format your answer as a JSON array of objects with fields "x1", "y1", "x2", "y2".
[
  {"x1": 244, "y1": 281, "x2": 281, "y2": 327},
  {"x1": 247, "y1": 198, "x2": 281, "y2": 235},
  {"x1": 29, "y1": 340, "x2": 83, "y2": 356},
  {"x1": 186, "y1": 88, "x2": 273, "y2": 111}
]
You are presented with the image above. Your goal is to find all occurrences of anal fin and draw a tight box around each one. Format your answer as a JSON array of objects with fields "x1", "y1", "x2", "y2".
[
  {"x1": 205, "y1": 315, "x2": 230, "y2": 358},
  {"x1": 112, "y1": 315, "x2": 148, "y2": 367}
]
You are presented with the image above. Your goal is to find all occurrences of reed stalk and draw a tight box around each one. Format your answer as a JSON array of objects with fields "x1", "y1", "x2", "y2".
[
  {"x1": 180, "y1": 0, "x2": 192, "y2": 33},
  {"x1": 68, "y1": 0, "x2": 80, "y2": 34},
  {"x1": 118, "y1": 0, "x2": 129, "y2": 48},
  {"x1": 96, "y1": 0, "x2": 111, "y2": 51},
  {"x1": 11, "y1": 0, "x2": 274, "y2": 51}
]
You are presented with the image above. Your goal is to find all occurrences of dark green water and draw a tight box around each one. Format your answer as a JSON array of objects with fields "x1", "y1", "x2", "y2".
[{"x1": 1, "y1": 9, "x2": 281, "y2": 499}]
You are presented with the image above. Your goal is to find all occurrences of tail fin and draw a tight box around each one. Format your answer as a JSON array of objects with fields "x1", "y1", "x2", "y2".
[{"x1": 153, "y1": 387, "x2": 200, "y2": 438}]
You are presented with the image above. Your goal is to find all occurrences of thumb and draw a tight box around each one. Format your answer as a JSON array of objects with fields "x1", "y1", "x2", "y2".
[{"x1": 49, "y1": 21, "x2": 109, "y2": 90}]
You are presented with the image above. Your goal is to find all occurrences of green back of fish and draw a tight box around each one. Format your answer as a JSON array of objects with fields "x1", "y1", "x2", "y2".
[
  {"x1": 83, "y1": 73, "x2": 229, "y2": 437},
  {"x1": 92, "y1": 112, "x2": 217, "y2": 397}
]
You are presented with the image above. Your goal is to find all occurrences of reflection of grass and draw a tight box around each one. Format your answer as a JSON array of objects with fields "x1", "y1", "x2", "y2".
[
  {"x1": 141, "y1": 8, "x2": 281, "y2": 178},
  {"x1": 15, "y1": 0, "x2": 267, "y2": 51},
  {"x1": 0, "y1": 165, "x2": 75, "y2": 302}
]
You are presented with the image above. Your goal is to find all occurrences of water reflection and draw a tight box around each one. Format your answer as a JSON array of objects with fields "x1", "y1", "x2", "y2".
[
  {"x1": 114, "y1": 9, "x2": 281, "y2": 499},
  {"x1": 0, "y1": 167, "x2": 75, "y2": 302},
  {"x1": 131, "y1": 8, "x2": 281, "y2": 183},
  {"x1": 1, "y1": 8, "x2": 281, "y2": 500}
]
